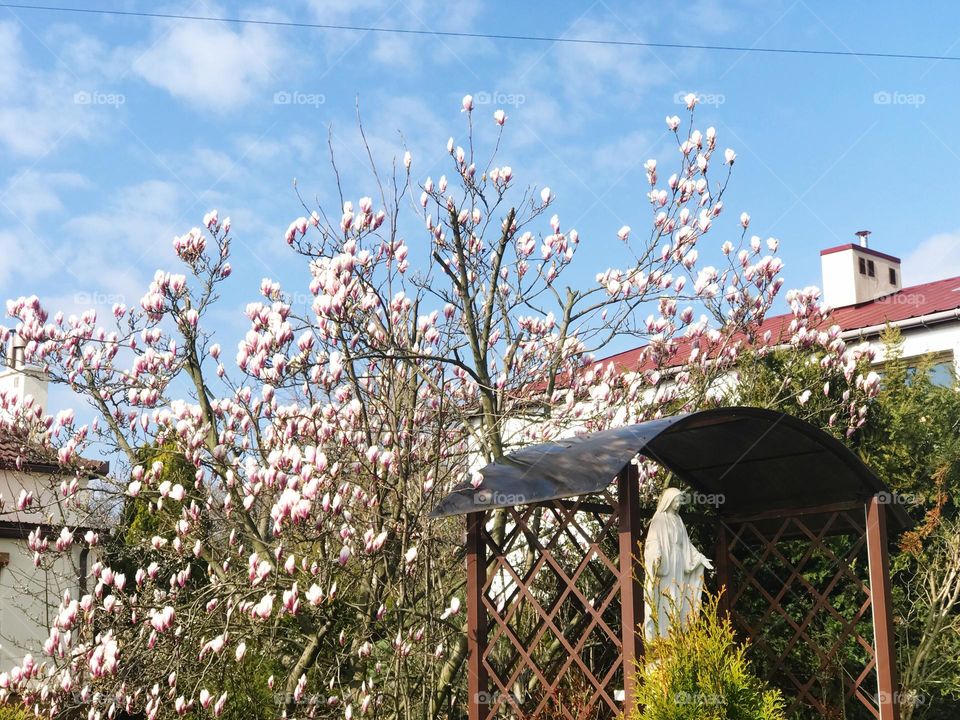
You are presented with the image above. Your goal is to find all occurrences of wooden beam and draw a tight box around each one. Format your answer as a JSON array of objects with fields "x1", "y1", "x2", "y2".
[
  {"x1": 617, "y1": 465, "x2": 644, "y2": 714},
  {"x1": 466, "y1": 512, "x2": 489, "y2": 720},
  {"x1": 866, "y1": 495, "x2": 899, "y2": 720},
  {"x1": 724, "y1": 499, "x2": 867, "y2": 524},
  {"x1": 715, "y1": 522, "x2": 731, "y2": 622}
]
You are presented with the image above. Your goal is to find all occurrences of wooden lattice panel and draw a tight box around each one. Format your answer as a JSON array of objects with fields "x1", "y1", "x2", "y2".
[
  {"x1": 475, "y1": 490, "x2": 626, "y2": 719},
  {"x1": 725, "y1": 510, "x2": 881, "y2": 720}
]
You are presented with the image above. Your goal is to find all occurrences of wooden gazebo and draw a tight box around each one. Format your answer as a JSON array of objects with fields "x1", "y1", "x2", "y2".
[{"x1": 432, "y1": 407, "x2": 908, "y2": 720}]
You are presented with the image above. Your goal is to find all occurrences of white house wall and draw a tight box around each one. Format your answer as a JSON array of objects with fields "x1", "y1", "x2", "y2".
[{"x1": 0, "y1": 538, "x2": 86, "y2": 670}]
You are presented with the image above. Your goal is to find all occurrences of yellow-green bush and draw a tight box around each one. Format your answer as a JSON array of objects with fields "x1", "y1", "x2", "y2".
[
  {"x1": 629, "y1": 594, "x2": 786, "y2": 720},
  {"x1": 0, "y1": 703, "x2": 36, "y2": 720}
]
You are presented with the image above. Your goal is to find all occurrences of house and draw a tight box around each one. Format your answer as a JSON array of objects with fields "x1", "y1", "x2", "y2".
[
  {"x1": 0, "y1": 338, "x2": 105, "y2": 670},
  {"x1": 598, "y1": 234, "x2": 960, "y2": 384}
]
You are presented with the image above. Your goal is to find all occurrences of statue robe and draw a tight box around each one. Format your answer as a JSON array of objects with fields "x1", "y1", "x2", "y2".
[{"x1": 642, "y1": 487, "x2": 710, "y2": 642}]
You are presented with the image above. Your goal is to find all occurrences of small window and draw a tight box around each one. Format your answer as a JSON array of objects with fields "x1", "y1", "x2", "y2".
[
  {"x1": 905, "y1": 360, "x2": 955, "y2": 388},
  {"x1": 859, "y1": 257, "x2": 866, "y2": 274},
  {"x1": 889, "y1": 267, "x2": 897, "y2": 285},
  {"x1": 79, "y1": 548, "x2": 89, "y2": 594},
  {"x1": 868, "y1": 260, "x2": 876, "y2": 277}
]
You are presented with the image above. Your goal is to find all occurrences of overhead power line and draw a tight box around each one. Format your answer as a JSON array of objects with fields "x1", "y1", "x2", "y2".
[{"x1": 2, "y1": 2, "x2": 960, "y2": 63}]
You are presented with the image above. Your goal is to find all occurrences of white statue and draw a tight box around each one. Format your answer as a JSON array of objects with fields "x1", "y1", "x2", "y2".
[{"x1": 642, "y1": 487, "x2": 713, "y2": 642}]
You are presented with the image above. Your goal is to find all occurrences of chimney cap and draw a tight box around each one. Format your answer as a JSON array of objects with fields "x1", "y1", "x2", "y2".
[{"x1": 854, "y1": 229, "x2": 871, "y2": 247}]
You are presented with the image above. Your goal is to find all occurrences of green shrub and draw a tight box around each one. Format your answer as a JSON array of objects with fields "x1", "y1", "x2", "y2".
[
  {"x1": 0, "y1": 702, "x2": 36, "y2": 720},
  {"x1": 629, "y1": 593, "x2": 786, "y2": 720}
]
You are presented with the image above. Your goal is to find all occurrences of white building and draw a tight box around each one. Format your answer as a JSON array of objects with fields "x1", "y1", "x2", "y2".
[
  {"x1": 819, "y1": 237, "x2": 959, "y2": 381},
  {"x1": 0, "y1": 339, "x2": 104, "y2": 670}
]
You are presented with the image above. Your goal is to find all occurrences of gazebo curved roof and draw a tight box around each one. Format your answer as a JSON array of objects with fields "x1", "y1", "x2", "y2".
[{"x1": 431, "y1": 406, "x2": 908, "y2": 528}]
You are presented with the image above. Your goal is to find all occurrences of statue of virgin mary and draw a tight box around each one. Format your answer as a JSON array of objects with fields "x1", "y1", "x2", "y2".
[{"x1": 642, "y1": 487, "x2": 713, "y2": 642}]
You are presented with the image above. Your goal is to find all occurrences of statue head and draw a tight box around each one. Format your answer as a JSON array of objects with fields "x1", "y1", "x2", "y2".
[{"x1": 655, "y1": 487, "x2": 686, "y2": 515}]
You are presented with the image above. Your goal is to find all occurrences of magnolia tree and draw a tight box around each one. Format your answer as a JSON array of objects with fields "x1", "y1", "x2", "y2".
[{"x1": 0, "y1": 96, "x2": 878, "y2": 720}]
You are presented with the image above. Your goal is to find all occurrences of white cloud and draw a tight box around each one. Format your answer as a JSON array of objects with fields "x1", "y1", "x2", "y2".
[
  {"x1": 0, "y1": 22, "x2": 21, "y2": 96},
  {"x1": 0, "y1": 21, "x2": 112, "y2": 157},
  {"x1": 0, "y1": 230, "x2": 56, "y2": 287},
  {"x1": 0, "y1": 179, "x2": 189, "y2": 313},
  {"x1": 903, "y1": 230, "x2": 960, "y2": 286},
  {"x1": 0, "y1": 171, "x2": 88, "y2": 225},
  {"x1": 132, "y1": 15, "x2": 284, "y2": 110},
  {"x1": 62, "y1": 180, "x2": 185, "y2": 267}
]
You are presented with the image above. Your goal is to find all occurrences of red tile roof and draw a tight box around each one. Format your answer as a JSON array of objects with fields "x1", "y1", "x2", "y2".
[
  {"x1": 596, "y1": 275, "x2": 960, "y2": 374},
  {"x1": 0, "y1": 430, "x2": 108, "y2": 475},
  {"x1": 827, "y1": 275, "x2": 960, "y2": 329},
  {"x1": 0, "y1": 431, "x2": 58, "y2": 472}
]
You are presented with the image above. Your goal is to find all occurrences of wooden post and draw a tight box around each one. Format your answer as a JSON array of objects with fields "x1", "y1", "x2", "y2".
[
  {"x1": 466, "y1": 511, "x2": 488, "y2": 720},
  {"x1": 866, "y1": 495, "x2": 899, "y2": 720},
  {"x1": 715, "y1": 520, "x2": 732, "y2": 622},
  {"x1": 617, "y1": 465, "x2": 644, "y2": 714}
]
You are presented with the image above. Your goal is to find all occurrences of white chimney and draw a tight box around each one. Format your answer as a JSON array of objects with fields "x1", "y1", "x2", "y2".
[
  {"x1": 821, "y1": 232, "x2": 902, "y2": 308},
  {"x1": 0, "y1": 334, "x2": 48, "y2": 410}
]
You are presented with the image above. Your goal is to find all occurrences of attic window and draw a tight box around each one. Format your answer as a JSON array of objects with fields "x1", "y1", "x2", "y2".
[
  {"x1": 859, "y1": 257, "x2": 867, "y2": 274},
  {"x1": 889, "y1": 267, "x2": 897, "y2": 285},
  {"x1": 868, "y1": 260, "x2": 876, "y2": 277}
]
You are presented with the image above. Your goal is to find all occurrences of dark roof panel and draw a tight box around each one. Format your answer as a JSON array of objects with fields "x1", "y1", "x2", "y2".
[{"x1": 431, "y1": 407, "x2": 907, "y2": 529}]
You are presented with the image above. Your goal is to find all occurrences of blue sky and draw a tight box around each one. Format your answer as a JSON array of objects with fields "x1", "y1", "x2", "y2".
[{"x1": 2, "y1": 0, "x2": 959, "y2": 364}]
